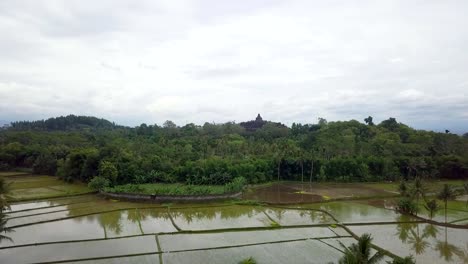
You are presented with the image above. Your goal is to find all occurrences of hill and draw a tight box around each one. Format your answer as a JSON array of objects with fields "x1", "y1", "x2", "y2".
[{"x1": 0, "y1": 114, "x2": 467, "y2": 186}]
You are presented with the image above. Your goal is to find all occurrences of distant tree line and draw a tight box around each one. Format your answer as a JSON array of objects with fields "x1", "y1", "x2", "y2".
[{"x1": 0, "y1": 114, "x2": 467, "y2": 186}]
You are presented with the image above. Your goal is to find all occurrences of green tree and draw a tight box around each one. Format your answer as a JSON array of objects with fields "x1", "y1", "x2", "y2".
[
  {"x1": 424, "y1": 199, "x2": 439, "y2": 219},
  {"x1": 364, "y1": 116, "x2": 374, "y2": 126},
  {"x1": 0, "y1": 178, "x2": 12, "y2": 242},
  {"x1": 396, "y1": 197, "x2": 419, "y2": 215},
  {"x1": 437, "y1": 184, "x2": 455, "y2": 223},
  {"x1": 339, "y1": 233, "x2": 383, "y2": 264},
  {"x1": 0, "y1": 178, "x2": 11, "y2": 211},
  {"x1": 464, "y1": 183, "x2": 468, "y2": 208},
  {"x1": 398, "y1": 181, "x2": 409, "y2": 197},
  {"x1": 32, "y1": 153, "x2": 57, "y2": 175},
  {"x1": 88, "y1": 176, "x2": 110, "y2": 191},
  {"x1": 410, "y1": 177, "x2": 426, "y2": 214},
  {"x1": 98, "y1": 161, "x2": 118, "y2": 185}
]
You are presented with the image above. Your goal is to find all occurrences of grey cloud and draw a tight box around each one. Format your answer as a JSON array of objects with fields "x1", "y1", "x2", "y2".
[{"x1": 0, "y1": 0, "x2": 467, "y2": 133}]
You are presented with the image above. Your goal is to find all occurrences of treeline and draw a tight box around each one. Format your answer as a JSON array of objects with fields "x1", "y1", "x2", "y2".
[
  {"x1": 10, "y1": 115, "x2": 117, "y2": 131},
  {"x1": 0, "y1": 115, "x2": 467, "y2": 186}
]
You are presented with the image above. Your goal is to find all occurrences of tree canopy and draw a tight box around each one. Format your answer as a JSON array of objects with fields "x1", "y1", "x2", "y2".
[{"x1": 0, "y1": 114, "x2": 467, "y2": 186}]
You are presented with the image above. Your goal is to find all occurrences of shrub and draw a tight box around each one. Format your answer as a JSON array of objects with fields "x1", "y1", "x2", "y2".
[
  {"x1": 238, "y1": 257, "x2": 257, "y2": 264},
  {"x1": 98, "y1": 161, "x2": 118, "y2": 184},
  {"x1": 225, "y1": 177, "x2": 247, "y2": 193},
  {"x1": 396, "y1": 197, "x2": 418, "y2": 215},
  {"x1": 88, "y1": 176, "x2": 110, "y2": 191}
]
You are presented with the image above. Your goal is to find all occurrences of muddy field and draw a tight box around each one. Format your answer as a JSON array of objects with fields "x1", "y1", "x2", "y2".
[{"x1": 242, "y1": 182, "x2": 396, "y2": 204}]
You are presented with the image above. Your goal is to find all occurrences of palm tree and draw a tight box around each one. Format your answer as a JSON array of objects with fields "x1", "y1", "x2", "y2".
[
  {"x1": 398, "y1": 181, "x2": 408, "y2": 197},
  {"x1": 0, "y1": 177, "x2": 12, "y2": 243},
  {"x1": 339, "y1": 233, "x2": 383, "y2": 264},
  {"x1": 435, "y1": 227, "x2": 463, "y2": 262},
  {"x1": 437, "y1": 184, "x2": 455, "y2": 223},
  {"x1": 0, "y1": 178, "x2": 12, "y2": 211},
  {"x1": 463, "y1": 183, "x2": 468, "y2": 208},
  {"x1": 423, "y1": 199, "x2": 439, "y2": 219},
  {"x1": 0, "y1": 213, "x2": 12, "y2": 242},
  {"x1": 410, "y1": 177, "x2": 426, "y2": 214},
  {"x1": 407, "y1": 227, "x2": 430, "y2": 255}
]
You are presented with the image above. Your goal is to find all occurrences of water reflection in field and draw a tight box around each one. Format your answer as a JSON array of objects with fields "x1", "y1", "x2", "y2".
[
  {"x1": 1, "y1": 194, "x2": 467, "y2": 264},
  {"x1": 350, "y1": 221, "x2": 468, "y2": 264}
]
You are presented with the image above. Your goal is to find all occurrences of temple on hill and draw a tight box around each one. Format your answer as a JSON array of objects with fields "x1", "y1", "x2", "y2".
[
  {"x1": 255, "y1": 113, "x2": 263, "y2": 122},
  {"x1": 240, "y1": 114, "x2": 267, "y2": 131}
]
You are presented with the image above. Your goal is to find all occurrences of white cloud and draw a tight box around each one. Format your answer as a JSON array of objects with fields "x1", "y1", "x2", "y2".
[{"x1": 0, "y1": 0, "x2": 467, "y2": 133}]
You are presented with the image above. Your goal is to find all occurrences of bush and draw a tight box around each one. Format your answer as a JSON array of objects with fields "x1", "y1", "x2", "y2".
[
  {"x1": 88, "y1": 176, "x2": 110, "y2": 191},
  {"x1": 238, "y1": 257, "x2": 256, "y2": 264},
  {"x1": 98, "y1": 161, "x2": 118, "y2": 184},
  {"x1": 225, "y1": 177, "x2": 247, "y2": 193},
  {"x1": 105, "y1": 183, "x2": 225, "y2": 195},
  {"x1": 396, "y1": 197, "x2": 418, "y2": 215}
]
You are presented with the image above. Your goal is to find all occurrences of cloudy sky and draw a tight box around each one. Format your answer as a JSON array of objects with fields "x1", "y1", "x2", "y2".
[{"x1": 0, "y1": 0, "x2": 467, "y2": 132}]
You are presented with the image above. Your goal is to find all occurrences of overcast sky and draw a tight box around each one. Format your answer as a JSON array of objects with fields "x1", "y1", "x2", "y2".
[{"x1": 0, "y1": 1, "x2": 467, "y2": 132}]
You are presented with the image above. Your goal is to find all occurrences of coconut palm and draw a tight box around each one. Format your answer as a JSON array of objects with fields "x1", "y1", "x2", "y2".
[
  {"x1": 339, "y1": 233, "x2": 383, "y2": 264},
  {"x1": 437, "y1": 184, "x2": 455, "y2": 223},
  {"x1": 463, "y1": 183, "x2": 468, "y2": 208},
  {"x1": 0, "y1": 178, "x2": 12, "y2": 211},
  {"x1": 398, "y1": 181, "x2": 408, "y2": 197},
  {"x1": 422, "y1": 224, "x2": 439, "y2": 239},
  {"x1": 435, "y1": 227, "x2": 463, "y2": 262},
  {"x1": 410, "y1": 177, "x2": 426, "y2": 214},
  {"x1": 0, "y1": 213, "x2": 13, "y2": 243},
  {"x1": 455, "y1": 242, "x2": 468, "y2": 263},
  {"x1": 423, "y1": 199, "x2": 439, "y2": 219},
  {"x1": 0, "y1": 177, "x2": 12, "y2": 243},
  {"x1": 407, "y1": 227, "x2": 430, "y2": 255}
]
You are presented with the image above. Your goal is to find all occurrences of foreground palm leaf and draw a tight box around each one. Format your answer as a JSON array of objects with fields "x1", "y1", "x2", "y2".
[{"x1": 339, "y1": 233, "x2": 383, "y2": 264}]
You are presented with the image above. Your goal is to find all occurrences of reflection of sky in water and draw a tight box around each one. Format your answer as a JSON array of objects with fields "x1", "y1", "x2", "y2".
[
  {"x1": 0, "y1": 236, "x2": 157, "y2": 264},
  {"x1": 264, "y1": 208, "x2": 335, "y2": 225},
  {"x1": 2, "y1": 196, "x2": 467, "y2": 264},
  {"x1": 305, "y1": 201, "x2": 407, "y2": 223},
  {"x1": 2, "y1": 208, "x2": 174, "y2": 246},
  {"x1": 350, "y1": 223, "x2": 468, "y2": 264},
  {"x1": 159, "y1": 227, "x2": 337, "y2": 251},
  {"x1": 163, "y1": 239, "x2": 342, "y2": 264},
  {"x1": 170, "y1": 205, "x2": 271, "y2": 230}
]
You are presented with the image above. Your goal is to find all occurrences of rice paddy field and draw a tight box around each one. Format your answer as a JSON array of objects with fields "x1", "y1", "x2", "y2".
[
  {"x1": 1, "y1": 173, "x2": 467, "y2": 263},
  {"x1": 1, "y1": 172, "x2": 93, "y2": 201}
]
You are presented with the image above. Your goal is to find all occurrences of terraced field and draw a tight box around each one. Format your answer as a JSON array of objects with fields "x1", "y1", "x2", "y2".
[
  {"x1": 1, "y1": 172, "x2": 93, "y2": 201},
  {"x1": 1, "y1": 175, "x2": 467, "y2": 263}
]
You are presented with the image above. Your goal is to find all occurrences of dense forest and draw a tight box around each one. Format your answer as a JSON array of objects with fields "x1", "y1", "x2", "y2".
[{"x1": 0, "y1": 114, "x2": 467, "y2": 187}]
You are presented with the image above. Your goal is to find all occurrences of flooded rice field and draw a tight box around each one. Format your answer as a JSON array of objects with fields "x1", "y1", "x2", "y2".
[
  {"x1": 1, "y1": 183, "x2": 468, "y2": 263},
  {"x1": 242, "y1": 182, "x2": 396, "y2": 204}
]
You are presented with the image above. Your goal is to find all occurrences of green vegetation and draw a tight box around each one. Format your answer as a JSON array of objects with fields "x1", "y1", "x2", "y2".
[
  {"x1": 238, "y1": 257, "x2": 257, "y2": 264},
  {"x1": 88, "y1": 176, "x2": 110, "y2": 191},
  {"x1": 269, "y1": 220, "x2": 281, "y2": 228},
  {"x1": 2, "y1": 173, "x2": 92, "y2": 201},
  {"x1": 438, "y1": 184, "x2": 456, "y2": 223},
  {"x1": 423, "y1": 199, "x2": 440, "y2": 219},
  {"x1": 0, "y1": 114, "x2": 467, "y2": 190},
  {"x1": 0, "y1": 177, "x2": 12, "y2": 242},
  {"x1": 338, "y1": 233, "x2": 383, "y2": 264},
  {"x1": 464, "y1": 182, "x2": 468, "y2": 207},
  {"x1": 105, "y1": 183, "x2": 229, "y2": 196},
  {"x1": 396, "y1": 197, "x2": 419, "y2": 215},
  {"x1": 387, "y1": 256, "x2": 416, "y2": 264}
]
